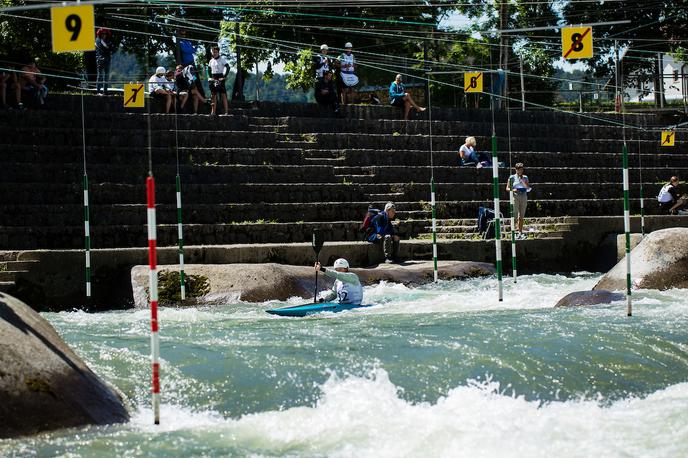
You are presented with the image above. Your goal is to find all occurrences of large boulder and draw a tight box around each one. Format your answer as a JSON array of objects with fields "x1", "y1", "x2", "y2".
[
  {"x1": 0, "y1": 293, "x2": 129, "y2": 439},
  {"x1": 554, "y1": 290, "x2": 624, "y2": 307},
  {"x1": 594, "y1": 228, "x2": 688, "y2": 291},
  {"x1": 131, "y1": 260, "x2": 495, "y2": 306}
]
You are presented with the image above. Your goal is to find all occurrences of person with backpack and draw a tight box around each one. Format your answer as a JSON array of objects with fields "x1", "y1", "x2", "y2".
[
  {"x1": 658, "y1": 176, "x2": 688, "y2": 214},
  {"x1": 174, "y1": 64, "x2": 203, "y2": 113},
  {"x1": 506, "y1": 163, "x2": 531, "y2": 239},
  {"x1": 366, "y1": 202, "x2": 400, "y2": 263}
]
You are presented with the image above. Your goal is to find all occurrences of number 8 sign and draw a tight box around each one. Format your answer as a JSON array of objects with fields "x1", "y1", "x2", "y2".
[{"x1": 51, "y1": 5, "x2": 95, "y2": 53}]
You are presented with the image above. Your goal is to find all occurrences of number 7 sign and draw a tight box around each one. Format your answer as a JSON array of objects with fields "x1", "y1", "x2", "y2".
[{"x1": 51, "y1": 5, "x2": 95, "y2": 53}]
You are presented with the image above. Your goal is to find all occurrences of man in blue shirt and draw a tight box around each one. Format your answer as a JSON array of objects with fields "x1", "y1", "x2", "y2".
[
  {"x1": 389, "y1": 74, "x2": 425, "y2": 120},
  {"x1": 367, "y1": 202, "x2": 400, "y2": 263}
]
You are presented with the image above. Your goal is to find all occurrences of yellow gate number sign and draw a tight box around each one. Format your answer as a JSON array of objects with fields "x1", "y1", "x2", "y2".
[
  {"x1": 124, "y1": 84, "x2": 145, "y2": 108},
  {"x1": 562, "y1": 26, "x2": 593, "y2": 60},
  {"x1": 661, "y1": 131, "x2": 675, "y2": 147},
  {"x1": 51, "y1": 5, "x2": 95, "y2": 53},
  {"x1": 464, "y1": 72, "x2": 483, "y2": 93}
]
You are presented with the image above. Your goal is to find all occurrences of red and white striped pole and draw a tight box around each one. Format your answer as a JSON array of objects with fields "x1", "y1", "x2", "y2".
[{"x1": 146, "y1": 175, "x2": 160, "y2": 424}]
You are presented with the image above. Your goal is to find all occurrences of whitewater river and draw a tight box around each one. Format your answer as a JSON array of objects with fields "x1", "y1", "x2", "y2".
[{"x1": 2, "y1": 273, "x2": 688, "y2": 457}]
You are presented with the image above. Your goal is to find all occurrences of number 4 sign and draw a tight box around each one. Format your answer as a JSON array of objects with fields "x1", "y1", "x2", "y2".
[{"x1": 51, "y1": 5, "x2": 95, "y2": 53}]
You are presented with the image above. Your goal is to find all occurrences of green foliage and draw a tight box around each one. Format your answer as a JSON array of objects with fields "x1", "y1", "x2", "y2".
[
  {"x1": 284, "y1": 49, "x2": 316, "y2": 92},
  {"x1": 156, "y1": 270, "x2": 210, "y2": 305}
]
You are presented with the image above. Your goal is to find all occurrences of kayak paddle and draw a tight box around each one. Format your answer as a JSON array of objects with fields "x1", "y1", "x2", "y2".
[{"x1": 312, "y1": 229, "x2": 325, "y2": 303}]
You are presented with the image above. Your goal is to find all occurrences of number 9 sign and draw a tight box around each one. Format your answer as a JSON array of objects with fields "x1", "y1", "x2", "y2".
[{"x1": 51, "y1": 5, "x2": 95, "y2": 53}]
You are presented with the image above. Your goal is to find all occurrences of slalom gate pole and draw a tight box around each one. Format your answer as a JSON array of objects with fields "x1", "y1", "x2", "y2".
[
  {"x1": 637, "y1": 136, "x2": 645, "y2": 237},
  {"x1": 428, "y1": 77, "x2": 438, "y2": 282},
  {"x1": 176, "y1": 175, "x2": 186, "y2": 300},
  {"x1": 509, "y1": 191, "x2": 517, "y2": 281},
  {"x1": 147, "y1": 175, "x2": 160, "y2": 424},
  {"x1": 146, "y1": 74, "x2": 161, "y2": 423},
  {"x1": 80, "y1": 89, "x2": 91, "y2": 298},
  {"x1": 618, "y1": 44, "x2": 632, "y2": 317},
  {"x1": 622, "y1": 143, "x2": 632, "y2": 317},
  {"x1": 506, "y1": 105, "x2": 516, "y2": 282},
  {"x1": 492, "y1": 132, "x2": 504, "y2": 302},
  {"x1": 173, "y1": 101, "x2": 186, "y2": 300}
]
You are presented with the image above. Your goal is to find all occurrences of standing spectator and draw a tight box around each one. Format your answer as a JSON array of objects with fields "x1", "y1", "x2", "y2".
[
  {"x1": 18, "y1": 60, "x2": 47, "y2": 108},
  {"x1": 337, "y1": 42, "x2": 358, "y2": 106},
  {"x1": 95, "y1": 28, "x2": 113, "y2": 95},
  {"x1": 657, "y1": 176, "x2": 688, "y2": 214},
  {"x1": 367, "y1": 202, "x2": 400, "y2": 263},
  {"x1": 207, "y1": 46, "x2": 230, "y2": 115},
  {"x1": 174, "y1": 65, "x2": 203, "y2": 113},
  {"x1": 149, "y1": 66, "x2": 174, "y2": 113},
  {"x1": 389, "y1": 74, "x2": 425, "y2": 120},
  {"x1": 314, "y1": 70, "x2": 339, "y2": 113},
  {"x1": 175, "y1": 29, "x2": 206, "y2": 100},
  {"x1": 506, "y1": 163, "x2": 531, "y2": 239},
  {"x1": 314, "y1": 44, "x2": 332, "y2": 80}
]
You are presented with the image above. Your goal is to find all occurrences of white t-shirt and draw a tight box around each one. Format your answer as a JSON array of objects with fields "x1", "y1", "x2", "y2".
[
  {"x1": 339, "y1": 53, "x2": 355, "y2": 73},
  {"x1": 509, "y1": 174, "x2": 530, "y2": 192},
  {"x1": 658, "y1": 183, "x2": 674, "y2": 203},
  {"x1": 316, "y1": 55, "x2": 330, "y2": 78},
  {"x1": 209, "y1": 56, "x2": 228, "y2": 76},
  {"x1": 335, "y1": 278, "x2": 363, "y2": 305},
  {"x1": 148, "y1": 74, "x2": 169, "y2": 93}
]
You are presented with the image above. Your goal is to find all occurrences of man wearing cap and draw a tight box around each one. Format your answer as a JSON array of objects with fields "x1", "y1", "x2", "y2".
[
  {"x1": 149, "y1": 66, "x2": 174, "y2": 113},
  {"x1": 367, "y1": 202, "x2": 400, "y2": 263},
  {"x1": 314, "y1": 70, "x2": 339, "y2": 113},
  {"x1": 314, "y1": 258, "x2": 363, "y2": 306},
  {"x1": 315, "y1": 44, "x2": 332, "y2": 80},
  {"x1": 337, "y1": 42, "x2": 358, "y2": 105}
]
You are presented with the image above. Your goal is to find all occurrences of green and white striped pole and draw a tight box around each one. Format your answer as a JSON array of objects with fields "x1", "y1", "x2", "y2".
[
  {"x1": 491, "y1": 132, "x2": 503, "y2": 301},
  {"x1": 431, "y1": 177, "x2": 438, "y2": 282},
  {"x1": 176, "y1": 174, "x2": 186, "y2": 300},
  {"x1": 83, "y1": 173, "x2": 91, "y2": 297},
  {"x1": 427, "y1": 76, "x2": 438, "y2": 282},
  {"x1": 622, "y1": 142, "x2": 632, "y2": 316},
  {"x1": 509, "y1": 191, "x2": 517, "y2": 282}
]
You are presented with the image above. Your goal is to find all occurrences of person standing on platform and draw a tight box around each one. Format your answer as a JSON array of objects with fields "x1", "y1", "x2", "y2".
[{"x1": 506, "y1": 163, "x2": 531, "y2": 239}]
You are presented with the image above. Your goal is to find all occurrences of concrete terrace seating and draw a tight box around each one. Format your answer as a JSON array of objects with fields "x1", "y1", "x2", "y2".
[{"x1": 1, "y1": 94, "x2": 686, "y2": 250}]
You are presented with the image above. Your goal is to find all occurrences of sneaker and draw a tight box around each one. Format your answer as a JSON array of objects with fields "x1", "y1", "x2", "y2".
[
  {"x1": 476, "y1": 163, "x2": 483, "y2": 169},
  {"x1": 384, "y1": 258, "x2": 395, "y2": 264},
  {"x1": 678, "y1": 209, "x2": 688, "y2": 215}
]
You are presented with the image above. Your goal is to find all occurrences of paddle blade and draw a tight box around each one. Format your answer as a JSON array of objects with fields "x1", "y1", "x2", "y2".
[{"x1": 312, "y1": 229, "x2": 325, "y2": 255}]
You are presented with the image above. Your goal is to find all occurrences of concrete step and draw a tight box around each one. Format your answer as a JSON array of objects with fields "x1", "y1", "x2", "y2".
[
  {"x1": 2, "y1": 260, "x2": 40, "y2": 270},
  {"x1": 0, "y1": 281, "x2": 14, "y2": 292},
  {"x1": 0, "y1": 270, "x2": 28, "y2": 282},
  {"x1": 0, "y1": 251, "x2": 20, "y2": 262}
]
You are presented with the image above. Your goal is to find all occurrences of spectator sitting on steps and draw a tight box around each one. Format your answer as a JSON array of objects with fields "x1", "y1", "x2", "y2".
[
  {"x1": 18, "y1": 60, "x2": 48, "y2": 108},
  {"x1": 314, "y1": 70, "x2": 339, "y2": 114},
  {"x1": 389, "y1": 74, "x2": 425, "y2": 120},
  {"x1": 367, "y1": 202, "x2": 400, "y2": 263},
  {"x1": 458, "y1": 136, "x2": 490, "y2": 167},
  {"x1": 658, "y1": 176, "x2": 688, "y2": 215},
  {"x1": 149, "y1": 66, "x2": 174, "y2": 113}
]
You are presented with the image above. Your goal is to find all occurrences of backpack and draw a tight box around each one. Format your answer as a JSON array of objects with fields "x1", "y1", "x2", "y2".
[
  {"x1": 360, "y1": 207, "x2": 380, "y2": 240},
  {"x1": 657, "y1": 183, "x2": 673, "y2": 203},
  {"x1": 477, "y1": 206, "x2": 495, "y2": 234}
]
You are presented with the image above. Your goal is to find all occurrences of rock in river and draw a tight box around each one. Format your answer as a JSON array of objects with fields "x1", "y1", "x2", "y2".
[
  {"x1": 594, "y1": 228, "x2": 688, "y2": 291},
  {"x1": 0, "y1": 293, "x2": 129, "y2": 439}
]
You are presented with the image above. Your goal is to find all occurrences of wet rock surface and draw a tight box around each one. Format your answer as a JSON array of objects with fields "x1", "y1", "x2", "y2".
[{"x1": 0, "y1": 293, "x2": 129, "y2": 439}]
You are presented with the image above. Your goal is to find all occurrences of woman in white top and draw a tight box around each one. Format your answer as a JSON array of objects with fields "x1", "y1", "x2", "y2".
[{"x1": 207, "y1": 46, "x2": 230, "y2": 115}]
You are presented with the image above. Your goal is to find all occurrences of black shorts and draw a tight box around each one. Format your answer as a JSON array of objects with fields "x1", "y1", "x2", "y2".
[
  {"x1": 210, "y1": 74, "x2": 226, "y2": 94},
  {"x1": 390, "y1": 96, "x2": 405, "y2": 107}
]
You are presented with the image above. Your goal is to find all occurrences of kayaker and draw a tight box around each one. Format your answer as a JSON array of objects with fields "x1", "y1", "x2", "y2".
[{"x1": 314, "y1": 258, "x2": 363, "y2": 305}]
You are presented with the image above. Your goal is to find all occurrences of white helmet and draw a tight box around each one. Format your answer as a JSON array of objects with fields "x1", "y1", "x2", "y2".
[
  {"x1": 344, "y1": 42, "x2": 353, "y2": 49},
  {"x1": 333, "y1": 258, "x2": 349, "y2": 269},
  {"x1": 320, "y1": 44, "x2": 329, "y2": 50},
  {"x1": 155, "y1": 66, "x2": 166, "y2": 75}
]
